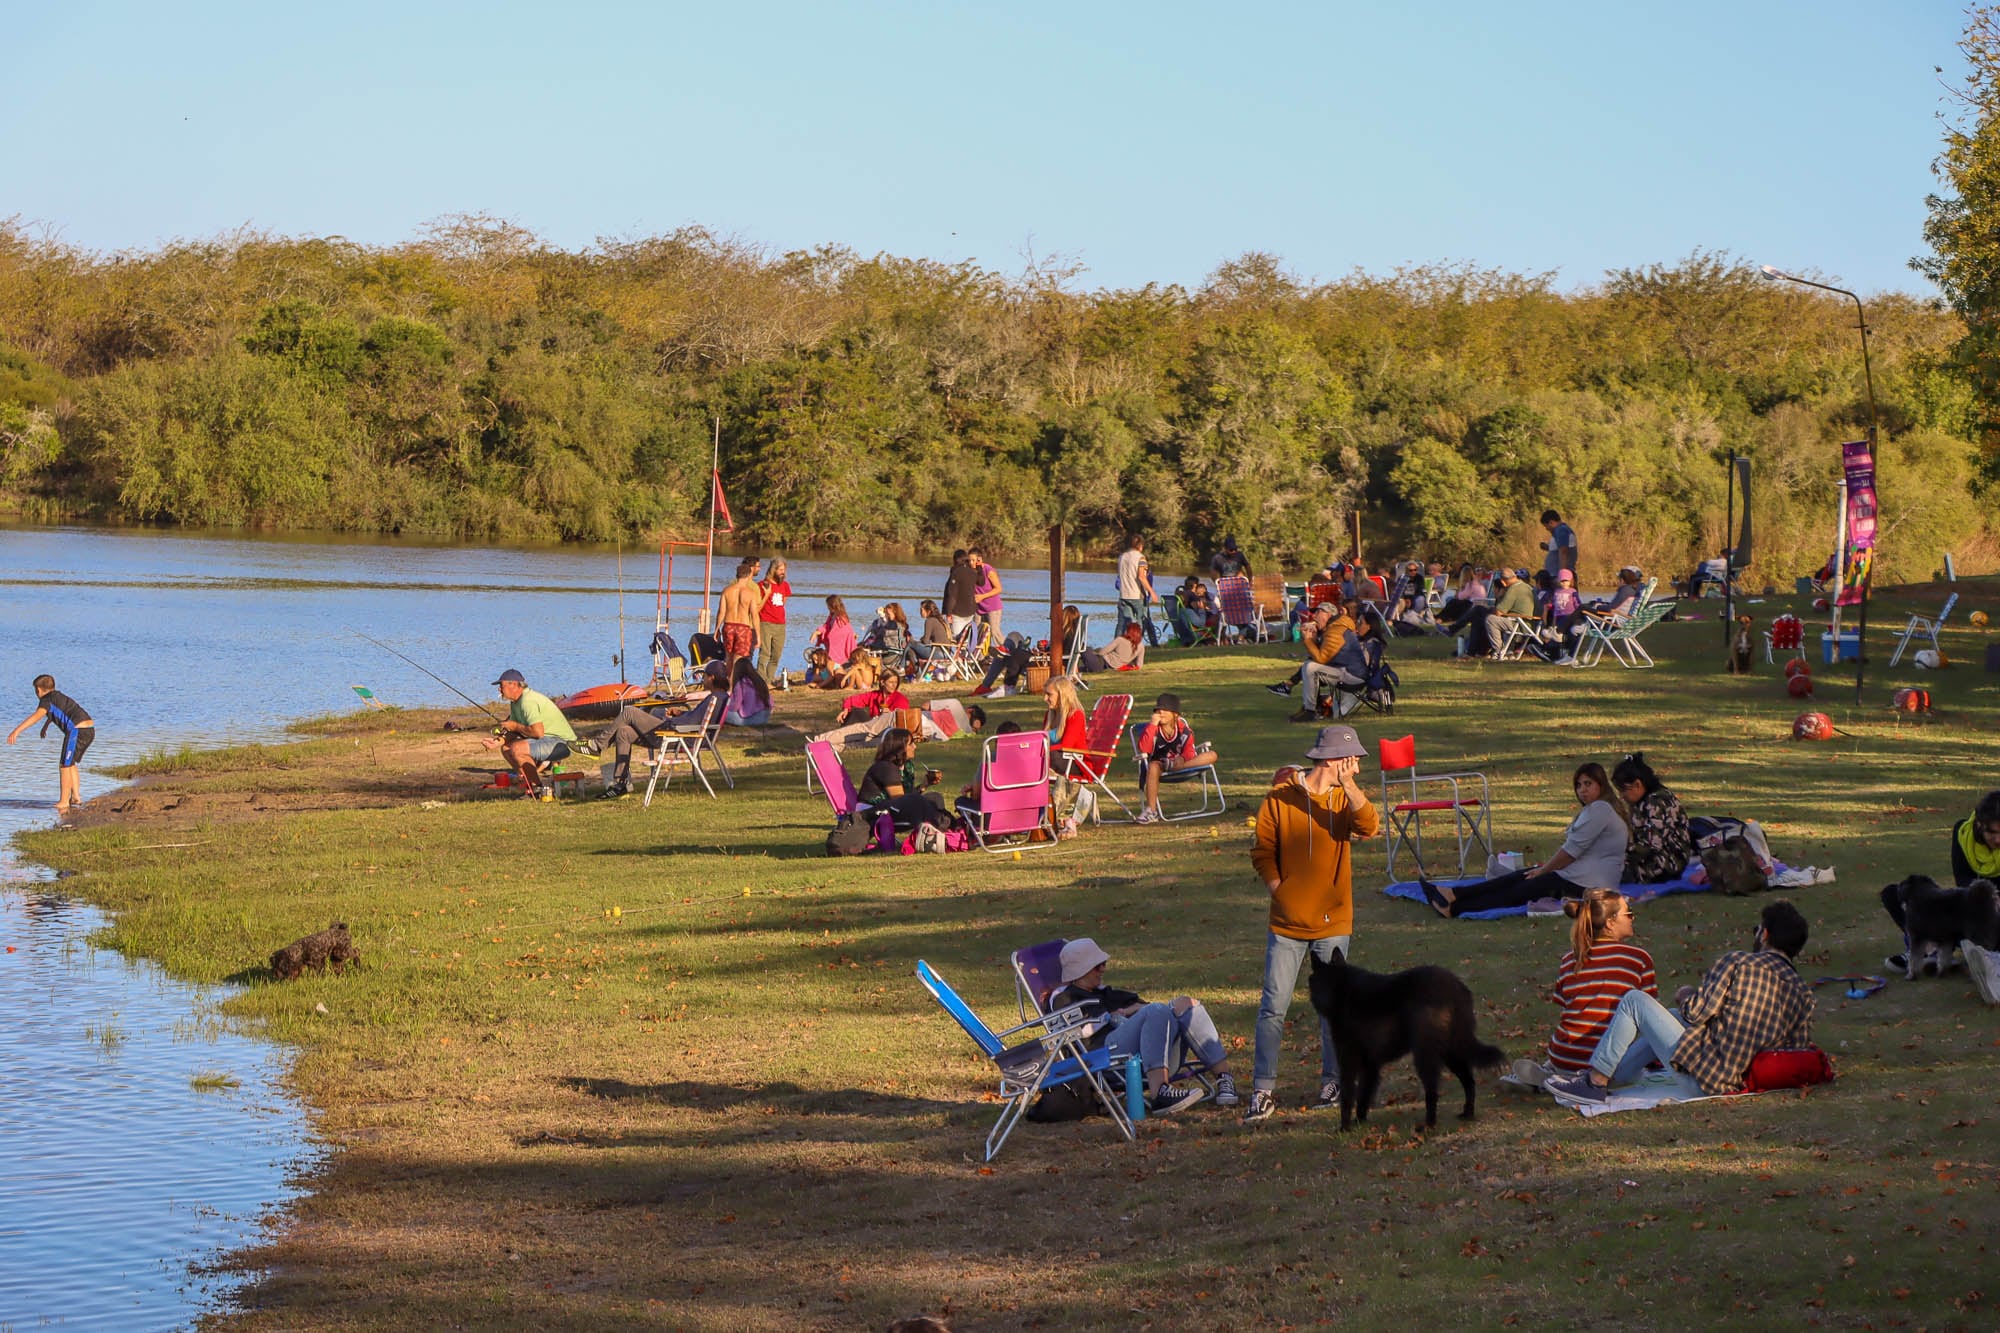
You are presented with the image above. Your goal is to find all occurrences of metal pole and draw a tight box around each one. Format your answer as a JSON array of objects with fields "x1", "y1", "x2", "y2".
[
  {"x1": 1758, "y1": 268, "x2": 1880, "y2": 702},
  {"x1": 702, "y1": 418, "x2": 718, "y2": 634},
  {"x1": 1049, "y1": 524, "x2": 1066, "y2": 669},
  {"x1": 1723, "y1": 457, "x2": 1735, "y2": 654}
]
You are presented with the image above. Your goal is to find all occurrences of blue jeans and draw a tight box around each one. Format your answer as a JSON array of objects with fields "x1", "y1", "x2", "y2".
[
  {"x1": 1102, "y1": 1002, "x2": 1178, "y2": 1074},
  {"x1": 1251, "y1": 932, "x2": 1347, "y2": 1091},
  {"x1": 1116, "y1": 599, "x2": 1160, "y2": 646},
  {"x1": 1589, "y1": 989, "x2": 1705, "y2": 1095}
]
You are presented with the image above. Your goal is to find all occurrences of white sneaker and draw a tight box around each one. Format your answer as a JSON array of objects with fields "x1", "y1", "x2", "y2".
[
  {"x1": 1311, "y1": 1077, "x2": 1341, "y2": 1110},
  {"x1": 1965, "y1": 942, "x2": 2000, "y2": 1006},
  {"x1": 1510, "y1": 1058, "x2": 1552, "y2": 1089}
]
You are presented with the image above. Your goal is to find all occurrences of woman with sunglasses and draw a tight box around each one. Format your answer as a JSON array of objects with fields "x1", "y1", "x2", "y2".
[
  {"x1": 1613, "y1": 752, "x2": 1693, "y2": 884},
  {"x1": 1421, "y1": 762, "x2": 1629, "y2": 917},
  {"x1": 1514, "y1": 888, "x2": 1659, "y2": 1088}
]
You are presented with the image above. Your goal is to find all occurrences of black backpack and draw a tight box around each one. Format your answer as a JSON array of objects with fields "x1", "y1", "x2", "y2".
[{"x1": 825, "y1": 815, "x2": 872, "y2": 857}]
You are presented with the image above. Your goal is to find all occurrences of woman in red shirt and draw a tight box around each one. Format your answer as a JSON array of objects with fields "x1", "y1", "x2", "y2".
[{"x1": 1519, "y1": 888, "x2": 1657, "y2": 1086}]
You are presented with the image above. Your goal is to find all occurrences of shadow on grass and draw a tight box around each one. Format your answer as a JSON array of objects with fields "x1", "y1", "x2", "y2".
[{"x1": 556, "y1": 1075, "x2": 956, "y2": 1119}]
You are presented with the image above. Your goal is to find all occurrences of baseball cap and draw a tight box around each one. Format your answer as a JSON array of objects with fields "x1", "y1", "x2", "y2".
[
  {"x1": 1304, "y1": 724, "x2": 1365, "y2": 761},
  {"x1": 493, "y1": 669, "x2": 526, "y2": 685},
  {"x1": 1557, "y1": 570, "x2": 1575, "y2": 584},
  {"x1": 1058, "y1": 937, "x2": 1111, "y2": 983}
]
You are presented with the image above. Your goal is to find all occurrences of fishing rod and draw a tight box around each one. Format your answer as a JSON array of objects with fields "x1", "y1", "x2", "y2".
[{"x1": 343, "y1": 627, "x2": 504, "y2": 723}]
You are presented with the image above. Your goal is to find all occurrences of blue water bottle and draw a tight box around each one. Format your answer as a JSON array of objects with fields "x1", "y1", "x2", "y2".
[{"x1": 1124, "y1": 1054, "x2": 1146, "y2": 1121}]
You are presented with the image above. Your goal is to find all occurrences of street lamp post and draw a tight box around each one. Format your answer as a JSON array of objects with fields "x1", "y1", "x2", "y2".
[{"x1": 1758, "y1": 265, "x2": 1879, "y2": 704}]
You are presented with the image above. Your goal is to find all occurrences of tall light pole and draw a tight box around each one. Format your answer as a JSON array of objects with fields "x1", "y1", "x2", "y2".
[{"x1": 1758, "y1": 264, "x2": 1879, "y2": 703}]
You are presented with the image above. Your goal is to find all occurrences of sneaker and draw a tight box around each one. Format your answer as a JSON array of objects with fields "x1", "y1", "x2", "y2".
[
  {"x1": 1509, "y1": 1058, "x2": 1552, "y2": 1089},
  {"x1": 1149, "y1": 1084, "x2": 1206, "y2": 1116},
  {"x1": 574, "y1": 738, "x2": 603, "y2": 757},
  {"x1": 1544, "y1": 1072, "x2": 1609, "y2": 1102},
  {"x1": 1884, "y1": 952, "x2": 1908, "y2": 972},
  {"x1": 969, "y1": 685, "x2": 993, "y2": 697},
  {"x1": 597, "y1": 783, "x2": 630, "y2": 800},
  {"x1": 1212, "y1": 1072, "x2": 1240, "y2": 1107},
  {"x1": 1287, "y1": 708, "x2": 1318, "y2": 723},
  {"x1": 1265, "y1": 681, "x2": 1293, "y2": 697},
  {"x1": 1966, "y1": 943, "x2": 2000, "y2": 1006},
  {"x1": 539, "y1": 787, "x2": 555, "y2": 803},
  {"x1": 1241, "y1": 1088, "x2": 1276, "y2": 1123},
  {"x1": 1134, "y1": 809, "x2": 1160, "y2": 825},
  {"x1": 1311, "y1": 1077, "x2": 1341, "y2": 1110},
  {"x1": 519, "y1": 784, "x2": 542, "y2": 801},
  {"x1": 1552, "y1": 652, "x2": 1575, "y2": 666}
]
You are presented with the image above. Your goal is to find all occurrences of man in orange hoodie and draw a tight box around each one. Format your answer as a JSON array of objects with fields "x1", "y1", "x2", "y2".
[{"x1": 1242, "y1": 723, "x2": 1380, "y2": 1123}]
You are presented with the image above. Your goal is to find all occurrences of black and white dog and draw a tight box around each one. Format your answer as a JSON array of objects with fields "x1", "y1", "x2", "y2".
[{"x1": 1880, "y1": 875, "x2": 2000, "y2": 979}]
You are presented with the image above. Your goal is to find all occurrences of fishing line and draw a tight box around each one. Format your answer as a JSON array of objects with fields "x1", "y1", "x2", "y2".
[{"x1": 343, "y1": 627, "x2": 504, "y2": 722}]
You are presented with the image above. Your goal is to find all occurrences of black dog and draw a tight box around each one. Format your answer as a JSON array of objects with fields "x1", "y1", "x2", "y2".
[
  {"x1": 1880, "y1": 876, "x2": 2000, "y2": 979},
  {"x1": 1307, "y1": 951, "x2": 1504, "y2": 1130},
  {"x1": 270, "y1": 922, "x2": 360, "y2": 981}
]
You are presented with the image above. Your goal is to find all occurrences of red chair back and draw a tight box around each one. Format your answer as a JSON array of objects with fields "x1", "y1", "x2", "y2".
[{"x1": 1378, "y1": 734, "x2": 1416, "y2": 775}]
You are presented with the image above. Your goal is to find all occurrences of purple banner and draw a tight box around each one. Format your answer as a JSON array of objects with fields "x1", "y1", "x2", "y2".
[{"x1": 1839, "y1": 440, "x2": 1876, "y2": 606}]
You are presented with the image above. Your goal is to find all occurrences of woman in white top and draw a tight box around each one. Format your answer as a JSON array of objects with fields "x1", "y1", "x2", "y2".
[{"x1": 1421, "y1": 762, "x2": 1629, "y2": 918}]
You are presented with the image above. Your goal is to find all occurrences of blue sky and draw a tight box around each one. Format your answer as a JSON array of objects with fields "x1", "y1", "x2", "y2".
[{"x1": 2, "y1": 2, "x2": 1967, "y2": 296}]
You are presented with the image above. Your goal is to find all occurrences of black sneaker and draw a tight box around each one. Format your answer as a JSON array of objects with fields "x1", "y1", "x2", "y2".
[
  {"x1": 1265, "y1": 681, "x2": 1292, "y2": 697},
  {"x1": 598, "y1": 783, "x2": 629, "y2": 800},
  {"x1": 1545, "y1": 1072, "x2": 1609, "y2": 1102},
  {"x1": 1149, "y1": 1084, "x2": 1207, "y2": 1116},
  {"x1": 1240, "y1": 1088, "x2": 1276, "y2": 1123},
  {"x1": 1884, "y1": 953, "x2": 1908, "y2": 972},
  {"x1": 574, "y1": 738, "x2": 603, "y2": 757}
]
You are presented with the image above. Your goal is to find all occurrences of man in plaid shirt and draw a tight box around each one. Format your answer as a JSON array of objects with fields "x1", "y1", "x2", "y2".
[{"x1": 1547, "y1": 900, "x2": 1814, "y2": 1101}]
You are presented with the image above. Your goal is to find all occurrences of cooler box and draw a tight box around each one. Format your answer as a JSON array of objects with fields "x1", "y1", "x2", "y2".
[
  {"x1": 1822, "y1": 630, "x2": 1860, "y2": 664},
  {"x1": 1795, "y1": 577, "x2": 1815, "y2": 596}
]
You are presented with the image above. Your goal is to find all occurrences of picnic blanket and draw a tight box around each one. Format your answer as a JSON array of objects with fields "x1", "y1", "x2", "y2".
[
  {"x1": 1382, "y1": 870, "x2": 1708, "y2": 920},
  {"x1": 1545, "y1": 1069, "x2": 1740, "y2": 1118}
]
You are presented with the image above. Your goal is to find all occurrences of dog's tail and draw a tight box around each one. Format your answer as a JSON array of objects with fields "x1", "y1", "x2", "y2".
[{"x1": 1469, "y1": 1040, "x2": 1505, "y2": 1069}]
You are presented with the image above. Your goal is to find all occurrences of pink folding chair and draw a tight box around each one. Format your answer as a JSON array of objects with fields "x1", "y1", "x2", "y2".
[
  {"x1": 805, "y1": 739, "x2": 861, "y2": 818},
  {"x1": 956, "y1": 731, "x2": 1056, "y2": 853}
]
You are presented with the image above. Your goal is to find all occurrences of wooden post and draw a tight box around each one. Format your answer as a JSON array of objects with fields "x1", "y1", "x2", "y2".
[
  {"x1": 1351, "y1": 510, "x2": 1363, "y2": 566},
  {"x1": 1049, "y1": 523, "x2": 1066, "y2": 664}
]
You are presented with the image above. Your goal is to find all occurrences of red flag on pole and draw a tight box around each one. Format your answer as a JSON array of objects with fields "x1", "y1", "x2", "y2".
[{"x1": 711, "y1": 470, "x2": 735, "y2": 533}]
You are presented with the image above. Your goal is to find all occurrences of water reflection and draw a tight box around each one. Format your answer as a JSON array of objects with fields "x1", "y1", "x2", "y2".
[{"x1": 0, "y1": 886, "x2": 314, "y2": 1329}]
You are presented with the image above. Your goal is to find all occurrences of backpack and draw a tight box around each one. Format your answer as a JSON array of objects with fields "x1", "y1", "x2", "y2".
[
  {"x1": 1024, "y1": 1080, "x2": 1096, "y2": 1122},
  {"x1": 825, "y1": 815, "x2": 872, "y2": 857}
]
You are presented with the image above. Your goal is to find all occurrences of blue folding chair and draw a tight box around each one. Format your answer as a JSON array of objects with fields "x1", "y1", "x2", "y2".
[
  {"x1": 916, "y1": 959, "x2": 1133, "y2": 1161},
  {"x1": 1127, "y1": 724, "x2": 1226, "y2": 821}
]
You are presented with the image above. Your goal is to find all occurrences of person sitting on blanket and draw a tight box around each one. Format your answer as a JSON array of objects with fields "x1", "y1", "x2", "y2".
[
  {"x1": 857, "y1": 726, "x2": 948, "y2": 830},
  {"x1": 1421, "y1": 762, "x2": 1630, "y2": 917},
  {"x1": 1884, "y1": 788, "x2": 2000, "y2": 972},
  {"x1": 1614, "y1": 752, "x2": 1693, "y2": 884},
  {"x1": 1514, "y1": 889, "x2": 1658, "y2": 1088},
  {"x1": 1545, "y1": 900, "x2": 1814, "y2": 1102},
  {"x1": 1095, "y1": 622, "x2": 1146, "y2": 672},
  {"x1": 814, "y1": 670, "x2": 912, "y2": 746},
  {"x1": 724, "y1": 657, "x2": 773, "y2": 726},
  {"x1": 1456, "y1": 567, "x2": 1535, "y2": 658},
  {"x1": 1049, "y1": 936, "x2": 1231, "y2": 1114},
  {"x1": 1133, "y1": 692, "x2": 1214, "y2": 824}
]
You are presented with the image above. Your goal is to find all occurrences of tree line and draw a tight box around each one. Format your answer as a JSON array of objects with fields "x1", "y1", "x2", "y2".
[{"x1": 0, "y1": 215, "x2": 1984, "y2": 585}]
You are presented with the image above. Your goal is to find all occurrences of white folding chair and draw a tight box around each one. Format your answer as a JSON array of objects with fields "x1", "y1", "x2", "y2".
[
  {"x1": 1889, "y1": 593, "x2": 1959, "y2": 667},
  {"x1": 642, "y1": 701, "x2": 729, "y2": 805}
]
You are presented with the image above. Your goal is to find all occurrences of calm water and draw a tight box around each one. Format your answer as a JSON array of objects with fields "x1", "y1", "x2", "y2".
[{"x1": 0, "y1": 522, "x2": 1133, "y2": 1325}]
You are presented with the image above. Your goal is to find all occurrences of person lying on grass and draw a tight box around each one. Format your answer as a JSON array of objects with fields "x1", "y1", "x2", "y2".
[
  {"x1": 1421, "y1": 762, "x2": 1629, "y2": 917},
  {"x1": 1048, "y1": 937, "x2": 1234, "y2": 1114},
  {"x1": 1133, "y1": 692, "x2": 1213, "y2": 824},
  {"x1": 1545, "y1": 900, "x2": 1814, "y2": 1102},
  {"x1": 1514, "y1": 889, "x2": 1658, "y2": 1089}
]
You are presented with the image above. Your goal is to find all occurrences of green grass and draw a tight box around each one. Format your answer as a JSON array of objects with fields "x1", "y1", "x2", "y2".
[{"x1": 17, "y1": 586, "x2": 2000, "y2": 1330}]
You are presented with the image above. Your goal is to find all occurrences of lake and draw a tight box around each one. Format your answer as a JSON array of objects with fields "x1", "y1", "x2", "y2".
[{"x1": 0, "y1": 522, "x2": 1136, "y2": 1325}]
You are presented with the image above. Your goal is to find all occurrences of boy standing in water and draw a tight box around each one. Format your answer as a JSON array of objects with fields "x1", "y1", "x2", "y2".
[{"x1": 7, "y1": 674, "x2": 95, "y2": 812}]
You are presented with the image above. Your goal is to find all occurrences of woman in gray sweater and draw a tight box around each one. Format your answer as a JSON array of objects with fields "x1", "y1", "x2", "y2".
[{"x1": 1421, "y1": 762, "x2": 1629, "y2": 917}]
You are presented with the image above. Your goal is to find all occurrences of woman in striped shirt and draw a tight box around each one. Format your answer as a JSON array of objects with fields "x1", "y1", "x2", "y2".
[{"x1": 1516, "y1": 889, "x2": 1658, "y2": 1085}]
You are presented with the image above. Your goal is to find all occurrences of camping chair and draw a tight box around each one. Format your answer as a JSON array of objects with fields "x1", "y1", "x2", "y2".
[
  {"x1": 1304, "y1": 581, "x2": 1342, "y2": 613},
  {"x1": 916, "y1": 959, "x2": 1132, "y2": 1161},
  {"x1": 1889, "y1": 592, "x2": 1959, "y2": 667},
  {"x1": 1378, "y1": 734, "x2": 1493, "y2": 880},
  {"x1": 805, "y1": 738, "x2": 860, "y2": 812},
  {"x1": 1065, "y1": 614, "x2": 1092, "y2": 690},
  {"x1": 1488, "y1": 614, "x2": 1541, "y2": 661},
  {"x1": 1216, "y1": 575, "x2": 1265, "y2": 644},
  {"x1": 956, "y1": 731, "x2": 1057, "y2": 852},
  {"x1": 350, "y1": 685, "x2": 389, "y2": 710},
  {"x1": 1250, "y1": 573, "x2": 1290, "y2": 637},
  {"x1": 1569, "y1": 593, "x2": 1673, "y2": 669},
  {"x1": 1054, "y1": 693, "x2": 1134, "y2": 822},
  {"x1": 641, "y1": 701, "x2": 730, "y2": 805},
  {"x1": 1010, "y1": 939, "x2": 1214, "y2": 1094},
  {"x1": 1128, "y1": 722, "x2": 1226, "y2": 821},
  {"x1": 926, "y1": 620, "x2": 984, "y2": 682},
  {"x1": 1330, "y1": 637, "x2": 1398, "y2": 716},
  {"x1": 1166, "y1": 591, "x2": 1220, "y2": 647}
]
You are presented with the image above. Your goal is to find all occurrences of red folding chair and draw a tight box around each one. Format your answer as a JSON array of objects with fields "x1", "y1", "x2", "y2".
[
  {"x1": 1054, "y1": 693, "x2": 1134, "y2": 822},
  {"x1": 1377, "y1": 734, "x2": 1493, "y2": 880}
]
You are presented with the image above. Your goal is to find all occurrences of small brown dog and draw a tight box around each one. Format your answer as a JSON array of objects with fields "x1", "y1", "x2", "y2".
[
  {"x1": 270, "y1": 922, "x2": 360, "y2": 980},
  {"x1": 1728, "y1": 614, "x2": 1755, "y2": 674}
]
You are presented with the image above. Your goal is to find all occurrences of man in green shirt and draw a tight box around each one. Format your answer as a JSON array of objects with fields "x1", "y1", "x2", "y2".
[
  {"x1": 1457, "y1": 568, "x2": 1536, "y2": 658},
  {"x1": 483, "y1": 668, "x2": 578, "y2": 800}
]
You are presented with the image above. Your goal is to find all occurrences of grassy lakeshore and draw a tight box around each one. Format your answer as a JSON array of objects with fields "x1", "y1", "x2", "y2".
[{"x1": 18, "y1": 590, "x2": 2000, "y2": 1330}]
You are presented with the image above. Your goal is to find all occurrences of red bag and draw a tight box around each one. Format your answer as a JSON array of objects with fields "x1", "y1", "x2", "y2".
[{"x1": 1739, "y1": 1046, "x2": 1835, "y2": 1092}]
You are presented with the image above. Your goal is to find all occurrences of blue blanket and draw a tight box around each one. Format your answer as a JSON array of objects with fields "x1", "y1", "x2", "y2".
[{"x1": 1382, "y1": 871, "x2": 1708, "y2": 920}]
